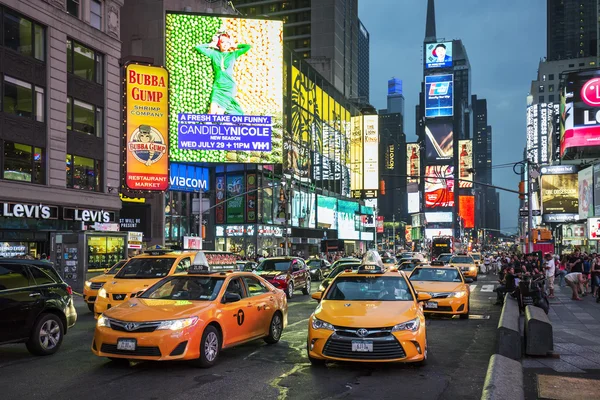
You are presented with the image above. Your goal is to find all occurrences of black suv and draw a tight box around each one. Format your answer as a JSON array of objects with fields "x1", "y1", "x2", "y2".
[{"x1": 0, "y1": 259, "x2": 77, "y2": 356}]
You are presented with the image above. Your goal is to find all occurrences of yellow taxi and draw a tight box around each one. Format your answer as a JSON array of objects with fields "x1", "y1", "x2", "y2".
[
  {"x1": 92, "y1": 252, "x2": 288, "y2": 367},
  {"x1": 83, "y1": 260, "x2": 128, "y2": 313},
  {"x1": 307, "y1": 251, "x2": 431, "y2": 365},
  {"x1": 409, "y1": 265, "x2": 472, "y2": 319},
  {"x1": 94, "y1": 248, "x2": 199, "y2": 317},
  {"x1": 470, "y1": 252, "x2": 482, "y2": 271},
  {"x1": 448, "y1": 254, "x2": 478, "y2": 281}
]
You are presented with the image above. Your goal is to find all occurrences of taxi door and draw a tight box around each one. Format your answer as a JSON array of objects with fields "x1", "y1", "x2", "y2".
[
  {"x1": 241, "y1": 275, "x2": 274, "y2": 337},
  {"x1": 218, "y1": 277, "x2": 258, "y2": 346}
]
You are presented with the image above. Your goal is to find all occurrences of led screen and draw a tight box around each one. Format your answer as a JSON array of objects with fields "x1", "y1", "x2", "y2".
[
  {"x1": 425, "y1": 165, "x2": 454, "y2": 208},
  {"x1": 425, "y1": 122, "x2": 453, "y2": 162},
  {"x1": 425, "y1": 74, "x2": 453, "y2": 118},
  {"x1": 459, "y1": 196, "x2": 475, "y2": 229},
  {"x1": 425, "y1": 42, "x2": 453, "y2": 69}
]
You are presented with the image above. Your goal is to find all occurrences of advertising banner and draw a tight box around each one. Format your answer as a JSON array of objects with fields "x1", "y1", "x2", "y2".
[
  {"x1": 424, "y1": 42, "x2": 453, "y2": 69},
  {"x1": 425, "y1": 212, "x2": 453, "y2": 223},
  {"x1": 594, "y1": 163, "x2": 600, "y2": 216},
  {"x1": 562, "y1": 224, "x2": 586, "y2": 240},
  {"x1": 337, "y1": 200, "x2": 360, "y2": 240},
  {"x1": 425, "y1": 74, "x2": 453, "y2": 118},
  {"x1": 408, "y1": 191, "x2": 420, "y2": 214},
  {"x1": 165, "y1": 13, "x2": 283, "y2": 164},
  {"x1": 363, "y1": 115, "x2": 379, "y2": 190},
  {"x1": 425, "y1": 121, "x2": 453, "y2": 162},
  {"x1": 541, "y1": 173, "x2": 578, "y2": 214},
  {"x1": 579, "y1": 167, "x2": 593, "y2": 219},
  {"x1": 406, "y1": 143, "x2": 420, "y2": 183},
  {"x1": 284, "y1": 142, "x2": 311, "y2": 182},
  {"x1": 169, "y1": 163, "x2": 209, "y2": 192},
  {"x1": 425, "y1": 228, "x2": 453, "y2": 240},
  {"x1": 385, "y1": 144, "x2": 395, "y2": 170},
  {"x1": 560, "y1": 70, "x2": 600, "y2": 156},
  {"x1": 215, "y1": 176, "x2": 225, "y2": 224},
  {"x1": 124, "y1": 64, "x2": 169, "y2": 191},
  {"x1": 588, "y1": 218, "x2": 600, "y2": 239},
  {"x1": 458, "y1": 139, "x2": 473, "y2": 188},
  {"x1": 405, "y1": 225, "x2": 412, "y2": 243},
  {"x1": 425, "y1": 165, "x2": 454, "y2": 208},
  {"x1": 317, "y1": 195, "x2": 337, "y2": 229},
  {"x1": 459, "y1": 195, "x2": 475, "y2": 229},
  {"x1": 246, "y1": 173, "x2": 257, "y2": 223},
  {"x1": 376, "y1": 216, "x2": 384, "y2": 233},
  {"x1": 350, "y1": 116, "x2": 364, "y2": 192},
  {"x1": 226, "y1": 175, "x2": 244, "y2": 223}
]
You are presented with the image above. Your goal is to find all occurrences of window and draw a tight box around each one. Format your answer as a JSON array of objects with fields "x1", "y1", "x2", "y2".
[
  {"x1": 67, "y1": 0, "x2": 80, "y2": 17},
  {"x1": 29, "y1": 266, "x2": 56, "y2": 285},
  {"x1": 0, "y1": 264, "x2": 31, "y2": 290},
  {"x1": 243, "y1": 276, "x2": 269, "y2": 297},
  {"x1": 66, "y1": 153, "x2": 101, "y2": 191},
  {"x1": 549, "y1": 95, "x2": 555, "y2": 102},
  {"x1": 224, "y1": 278, "x2": 246, "y2": 299},
  {"x1": 67, "y1": 97, "x2": 103, "y2": 137},
  {"x1": 66, "y1": 39, "x2": 103, "y2": 84},
  {"x1": 174, "y1": 258, "x2": 191, "y2": 273},
  {"x1": 3, "y1": 76, "x2": 45, "y2": 122},
  {"x1": 90, "y1": 0, "x2": 102, "y2": 29},
  {"x1": 549, "y1": 74, "x2": 555, "y2": 80},
  {"x1": 538, "y1": 85, "x2": 545, "y2": 93},
  {"x1": 549, "y1": 85, "x2": 554, "y2": 92},
  {"x1": 3, "y1": 10, "x2": 45, "y2": 61},
  {"x1": 2, "y1": 141, "x2": 45, "y2": 184},
  {"x1": 539, "y1": 96, "x2": 544, "y2": 103}
]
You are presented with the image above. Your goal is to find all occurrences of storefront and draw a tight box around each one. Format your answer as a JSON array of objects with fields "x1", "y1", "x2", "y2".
[{"x1": 215, "y1": 224, "x2": 286, "y2": 258}]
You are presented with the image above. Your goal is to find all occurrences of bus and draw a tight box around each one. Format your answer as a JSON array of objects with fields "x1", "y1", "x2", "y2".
[{"x1": 431, "y1": 236, "x2": 453, "y2": 261}]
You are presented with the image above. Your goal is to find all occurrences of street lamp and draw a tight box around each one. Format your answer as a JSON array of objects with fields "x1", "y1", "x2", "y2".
[{"x1": 280, "y1": 176, "x2": 294, "y2": 256}]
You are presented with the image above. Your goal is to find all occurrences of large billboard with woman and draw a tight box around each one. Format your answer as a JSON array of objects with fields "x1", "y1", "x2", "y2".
[{"x1": 165, "y1": 13, "x2": 283, "y2": 164}]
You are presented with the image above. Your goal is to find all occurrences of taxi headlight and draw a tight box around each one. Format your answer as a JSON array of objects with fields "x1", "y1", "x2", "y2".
[
  {"x1": 311, "y1": 317, "x2": 334, "y2": 331},
  {"x1": 469, "y1": 266, "x2": 477, "y2": 271},
  {"x1": 449, "y1": 291, "x2": 467, "y2": 298},
  {"x1": 97, "y1": 315, "x2": 111, "y2": 328},
  {"x1": 85, "y1": 281, "x2": 92, "y2": 288},
  {"x1": 98, "y1": 288, "x2": 108, "y2": 298},
  {"x1": 392, "y1": 318, "x2": 420, "y2": 332},
  {"x1": 157, "y1": 317, "x2": 198, "y2": 331}
]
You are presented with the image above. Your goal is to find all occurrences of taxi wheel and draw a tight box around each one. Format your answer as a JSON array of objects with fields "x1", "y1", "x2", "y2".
[
  {"x1": 264, "y1": 312, "x2": 284, "y2": 344},
  {"x1": 286, "y1": 282, "x2": 294, "y2": 299},
  {"x1": 302, "y1": 279, "x2": 311, "y2": 295},
  {"x1": 87, "y1": 303, "x2": 95, "y2": 313},
  {"x1": 197, "y1": 325, "x2": 221, "y2": 368},
  {"x1": 317, "y1": 270, "x2": 323, "y2": 281}
]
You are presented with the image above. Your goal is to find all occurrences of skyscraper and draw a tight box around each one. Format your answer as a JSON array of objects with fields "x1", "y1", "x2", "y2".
[
  {"x1": 547, "y1": 0, "x2": 598, "y2": 61},
  {"x1": 234, "y1": 0, "x2": 360, "y2": 98},
  {"x1": 357, "y1": 19, "x2": 370, "y2": 104},
  {"x1": 385, "y1": 78, "x2": 405, "y2": 115},
  {"x1": 472, "y1": 96, "x2": 491, "y2": 186}
]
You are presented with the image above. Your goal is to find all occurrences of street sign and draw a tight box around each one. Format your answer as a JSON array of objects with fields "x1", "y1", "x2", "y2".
[{"x1": 519, "y1": 210, "x2": 541, "y2": 217}]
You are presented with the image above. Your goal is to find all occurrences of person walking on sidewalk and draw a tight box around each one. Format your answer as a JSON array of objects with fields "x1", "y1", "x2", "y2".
[
  {"x1": 556, "y1": 255, "x2": 568, "y2": 287},
  {"x1": 564, "y1": 272, "x2": 587, "y2": 301},
  {"x1": 544, "y1": 253, "x2": 556, "y2": 299},
  {"x1": 591, "y1": 254, "x2": 600, "y2": 298}
]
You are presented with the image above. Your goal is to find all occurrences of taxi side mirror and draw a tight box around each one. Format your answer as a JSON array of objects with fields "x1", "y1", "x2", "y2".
[
  {"x1": 464, "y1": 278, "x2": 474, "y2": 284},
  {"x1": 311, "y1": 292, "x2": 322, "y2": 301},
  {"x1": 417, "y1": 292, "x2": 432, "y2": 302},
  {"x1": 224, "y1": 293, "x2": 242, "y2": 303}
]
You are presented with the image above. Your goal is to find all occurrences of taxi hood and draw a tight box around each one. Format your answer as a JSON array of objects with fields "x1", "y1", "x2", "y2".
[
  {"x1": 89, "y1": 274, "x2": 111, "y2": 283},
  {"x1": 101, "y1": 278, "x2": 162, "y2": 294},
  {"x1": 315, "y1": 300, "x2": 418, "y2": 328},
  {"x1": 410, "y1": 281, "x2": 465, "y2": 293},
  {"x1": 103, "y1": 297, "x2": 214, "y2": 321}
]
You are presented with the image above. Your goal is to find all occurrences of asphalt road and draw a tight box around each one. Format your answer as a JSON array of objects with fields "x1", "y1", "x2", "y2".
[{"x1": 0, "y1": 275, "x2": 501, "y2": 400}]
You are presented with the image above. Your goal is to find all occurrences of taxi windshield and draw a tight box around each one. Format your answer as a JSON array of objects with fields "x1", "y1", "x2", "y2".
[
  {"x1": 471, "y1": 254, "x2": 481, "y2": 260},
  {"x1": 107, "y1": 260, "x2": 127, "y2": 275},
  {"x1": 307, "y1": 260, "x2": 322, "y2": 268},
  {"x1": 256, "y1": 259, "x2": 291, "y2": 272},
  {"x1": 324, "y1": 276, "x2": 413, "y2": 301},
  {"x1": 438, "y1": 254, "x2": 453, "y2": 263},
  {"x1": 115, "y1": 258, "x2": 176, "y2": 279},
  {"x1": 410, "y1": 268, "x2": 462, "y2": 282},
  {"x1": 327, "y1": 263, "x2": 361, "y2": 278},
  {"x1": 381, "y1": 257, "x2": 396, "y2": 264},
  {"x1": 450, "y1": 256, "x2": 474, "y2": 264},
  {"x1": 141, "y1": 276, "x2": 225, "y2": 301}
]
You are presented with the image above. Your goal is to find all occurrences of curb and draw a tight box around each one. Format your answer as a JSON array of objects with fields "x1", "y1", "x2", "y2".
[{"x1": 481, "y1": 354, "x2": 524, "y2": 400}]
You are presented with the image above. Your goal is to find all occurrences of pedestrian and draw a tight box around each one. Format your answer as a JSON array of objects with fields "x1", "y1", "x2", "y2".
[
  {"x1": 495, "y1": 266, "x2": 517, "y2": 305},
  {"x1": 591, "y1": 254, "x2": 600, "y2": 298},
  {"x1": 564, "y1": 272, "x2": 587, "y2": 301},
  {"x1": 556, "y1": 255, "x2": 568, "y2": 286},
  {"x1": 569, "y1": 251, "x2": 584, "y2": 273},
  {"x1": 543, "y1": 253, "x2": 556, "y2": 298}
]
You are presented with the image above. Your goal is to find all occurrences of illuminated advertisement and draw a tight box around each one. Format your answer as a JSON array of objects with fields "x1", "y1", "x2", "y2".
[
  {"x1": 562, "y1": 224, "x2": 585, "y2": 241},
  {"x1": 169, "y1": 163, "x2": 209, "y2": 192},
  {"x1": 405, "y1": 225, "x2": 412, "y2": 242},
  {"x1": 165, "y1": 13, "x2": 283, "y2": 163},
  {"x1": 385, "y1": 144, "x2": 395, "y2": 170},
  {"x1": 594, "y1": 163, "x2": 600, "y2": 216},
  {"x1": 588, "y1": 218, "x2": 600, "y2": 239},
  {"x1": 317, "y1": 195, "x2": 337, "y2": 229},
  {"x1": 425, "y1": 212, "x2": 453, "y2": 223},
  {"x1": 425, "y1": 165, "x2": 454, "y2": 208},
  {"x1": 284, "y1": 141, "x2": 311, "y2": 182},
  {"x1": 579, "y1": 167, "x2": 594, "y2": 219},
  {"x1": 337, "y1": 200, "x2": 360, "y2": 240},
  {"x1": 425, "y1": 228, "x2": 453, "y2": 240},
  {"x1": 350, "y1": 116, "x2": 364, "y2": 192},
  {"x1": 425, "y1": 74, "x2": 453, "y2": 118},
  {"x1": 425, "y1": 121, "x2": 453, "y2": 162},
  {"x1": 560, "y1": 69, "x2": 600, "y2": 156},
  {"x1": 376, "y1": 216, "x2": 384, "y2": 233},
  {"x1": 124, "y1": 64, "x2": 169, "y2": 191},
  {"x1": 408, "y1": 191, "x2": 420, "y2": 214},
  {"x1": 291, "y1": 190, "x2": 316, "y2": 229},
  {"x1": 424, "y1": 41, "x2": 453, "y2": 69},
  {"x1": 541, "y1": 172, "x2": 578, "y2": 215},
  {"x1": 226, "y1": 175, "x2": 245, "y2": 223},
  {"x1": 406, "y1": 143, "x2": 420, "y2": 183},
  {"x1": 363, "y1": 115, "x2": 379, "y2": 190},
  {"x1": 458, "y1": 139, "x2": 473, "y2": 188},
  {"x1": 459, "y1": 195, "x2": 475, "y2": 229}
]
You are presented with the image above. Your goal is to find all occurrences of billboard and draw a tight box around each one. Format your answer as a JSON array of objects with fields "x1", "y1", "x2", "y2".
[
  {"x1": 560, "y1": 70, "x2": 600, "y2": 156},
  {"x1": 458, "y1": 139, "x2": 473, "y2": 188},
  {"x1": 385, "y1": 144, "x2": 395, "y2": 170},
  {"x1": 425, "y1": 228, "x2": 453, "y2": 240},
  {"x1": 579, "y1": 167, "x2": 593, "y2": 219},
  {"x1": 226, "y1": 175, "x2": 244, "y2": 223},
  {"x1": 124, "y1": 64, "x2": 169, "y2": 191},
  {"x1": 588, "y1": 218, "x2": 600, "y2": 239},
  {"x1": 376, "y1": 216, "x2": 384, "y2": 233},
  {"x1": 424, "y1": 42, "x2": 453, "y2": 69},
  {"x1": 595, "y1": 163, "x2": 600, "y2": 216},
  {"x1": 425, "y1": 121, "x2": 453, "y2": 162},
  {"x1": 406, "y1": 143, "x2": 420, "y2": 183},
  {"x1": 317, "y1": 195, "x2": 337, "y2": 229},
  {"x1": 337, "y1": 200, "x2": 360, "y2": 240},
  {"x1": 459, "y1": 195, "x2": 475, "y2": 229},
  {"x1": 363, "y1": 115, "x2": 379, "y2": 190},
  {"x1": 350, "y1": 116, "x2": 364, "y2": 192},
  {"x1": 408, "y1": 192, "x2": 420, "y2": 214},
  {"x1": 562, "y1": 224, "x2": 585, "y2": 241},
  {"x1": 425, "y1": 165, "x2": 454, "y2": 208},
  {"x1": 425, "y1": 74, "x2": 453, "y2": 118},
  {"x1": 169, "y1": 163, "x2": 209, "y2": 192},
  {"x1": 541, "y1": 173, "x2": 578, "y2": 215},
  {"x1": 425, "y1": 212, "x2": 453, "y2": 223},
  {"x1": 165, "y1": 13, "x2": 283, "y2": 163}
]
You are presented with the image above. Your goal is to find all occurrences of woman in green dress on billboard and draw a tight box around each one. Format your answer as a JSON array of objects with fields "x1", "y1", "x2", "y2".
[{"x1": 195, "y1": 31, "x2": 251, "y2": 115}]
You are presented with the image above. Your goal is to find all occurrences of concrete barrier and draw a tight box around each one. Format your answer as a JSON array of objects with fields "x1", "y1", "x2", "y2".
[
  {"x1": 496, "y1": 294, "x2": 521, "y2": 360},
  {"x1": 525, "y1": 305, "x2": 553, "y2": 356},
  {"x1": 481, "y1": 354, "x2": 524, "y2": 400}
]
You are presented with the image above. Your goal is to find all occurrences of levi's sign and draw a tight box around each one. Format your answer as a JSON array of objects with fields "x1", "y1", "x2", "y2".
[
  {"x1": 63, "y1": 208, "x2": 115, "y2": 223},
  {"x1": 169, "y1": 163, "x2": 209, "y2": 192},
  {"x1": 0, "y1": 202, "x2": 58, "y2": 219}
]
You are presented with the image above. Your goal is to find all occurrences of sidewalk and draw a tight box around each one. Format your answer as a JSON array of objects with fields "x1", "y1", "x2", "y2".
[{"x1": 522, "y1": 283, "x2": 600, "y2": 400}]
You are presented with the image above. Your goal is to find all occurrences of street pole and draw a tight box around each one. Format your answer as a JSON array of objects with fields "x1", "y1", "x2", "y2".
[
  {"x1": 392, "y1": 214, "x2": 396, "y2": 254},
  {"x1": 198, "y1": 191, "x2": 203, "y2": 250},
  {"x1": 374, "y1": 208, "x2": 378, "y2": 250},
  {"x1": 527, "y1": 160, "x2": 534, "y2": 254}
]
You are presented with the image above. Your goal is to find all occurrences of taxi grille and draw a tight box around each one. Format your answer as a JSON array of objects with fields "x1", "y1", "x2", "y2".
[
  {"x1": 101, "y1": 344, "x2": 161, "y2": 357},
  {"x1": 323, "y1": 338, "x2": 406, "y2": 360},
  {"x1": 429, "y1": 292, "x2": 450, "y2": 299},
  {"x1": 90, "y1": 282, "x2": 104, "y2": 290},
  {"x1": 108, "y1": 319, "x2": 160, "y2": 333},
  {"x1": 333, "y1": 326, "x2": 393, "y2": 338},
  {"x1": 425, "y1": 305, "x2": 454, "y2": 312},
  {"x1": 112, "y1": 294, "x2": 127, "y2": 301}
]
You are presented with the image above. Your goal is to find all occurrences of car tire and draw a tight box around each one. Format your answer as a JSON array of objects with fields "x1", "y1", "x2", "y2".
[
  {"x1": 302, "y1": 279, "x2": 311, "y2": 295},
  {"x1": 196, "y1": 325, "x2": 221, "y2": 368},
  {"x1": 87, "y1": 303, "x2": 95, "y2": 313},
  {"x1": 26, "y1": 313, "x2": 64, "y2": 356},
  {"x1": 264, "y1": 312, "x2": 284, "y2": 344},
  {"x1": 286, "y1": 281, "x2": 294, "y2": 299},
  {"x1": 317, "y1": 270, "x2": 323, "y2": 281}
]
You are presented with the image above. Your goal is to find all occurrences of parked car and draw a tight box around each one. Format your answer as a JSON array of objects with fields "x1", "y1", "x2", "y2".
[
  {"x1": 306, "y1": 258, "x2": 332, "y2": 281},
  {"x1": 254, "y1": 257, "x2": 311, "y2": 299},
  {"x1": 0, "y1": 259, "x2": 77, "y2": 356}
]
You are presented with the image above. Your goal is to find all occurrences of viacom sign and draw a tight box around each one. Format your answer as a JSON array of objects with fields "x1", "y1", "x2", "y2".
[
  {"x1": 169, "y1": 163, "x2": 209, "y2": 193},
  {"x1": 561, "y1": 70, "x2": 600, "y2": 156}
]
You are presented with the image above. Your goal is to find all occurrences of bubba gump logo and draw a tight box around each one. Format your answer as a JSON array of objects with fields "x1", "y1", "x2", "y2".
[{"x1": 128, "y1": 125, "x2": 167, "y2": 167}]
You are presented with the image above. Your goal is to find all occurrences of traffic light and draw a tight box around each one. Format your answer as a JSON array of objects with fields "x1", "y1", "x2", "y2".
[
  {"x1": 380, "y1": 179, "x2": 386, "y2": 195},
  {"x1": 519, "y1": 181, "x2": 525, "y2": 200}
]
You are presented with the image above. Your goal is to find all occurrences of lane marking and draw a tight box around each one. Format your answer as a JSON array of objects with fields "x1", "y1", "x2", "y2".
[
  {"x1": 481, "y1": 285, "x2": 495, "y2": 293},
  {"x1": 470, "y1": 285, "x2": 478, "y2": 291}
]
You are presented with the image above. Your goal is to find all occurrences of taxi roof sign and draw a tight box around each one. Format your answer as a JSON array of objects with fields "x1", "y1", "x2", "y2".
[
  {"x1": 143, "y1": 245, "x2": 172, "y2": 256},
  {"x1": 357, "y1": 250, "x2": 385, "y2": 274}
]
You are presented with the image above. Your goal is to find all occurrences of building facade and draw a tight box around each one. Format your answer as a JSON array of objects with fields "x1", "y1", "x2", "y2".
[
  {"x1": 547, "y1": 0, "x2": 599, "y2": 61},
  {"x1": 357, "y1": 18, "x2": 369, "y2": 104},
  {"x1": 0, "y1": 0, "x2": 123, "y2": 260}
]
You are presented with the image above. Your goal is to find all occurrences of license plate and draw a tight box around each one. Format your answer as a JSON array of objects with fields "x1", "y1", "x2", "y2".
[
  {"x1": 425, "y1": 301, "x2": 438, "y2": 309},
  {"x1": 351, "y1": 341, "x2": 373, "y2": 352},
  {"x1": 117, "y1": 339, "x2": 136, "y2": 351}
]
